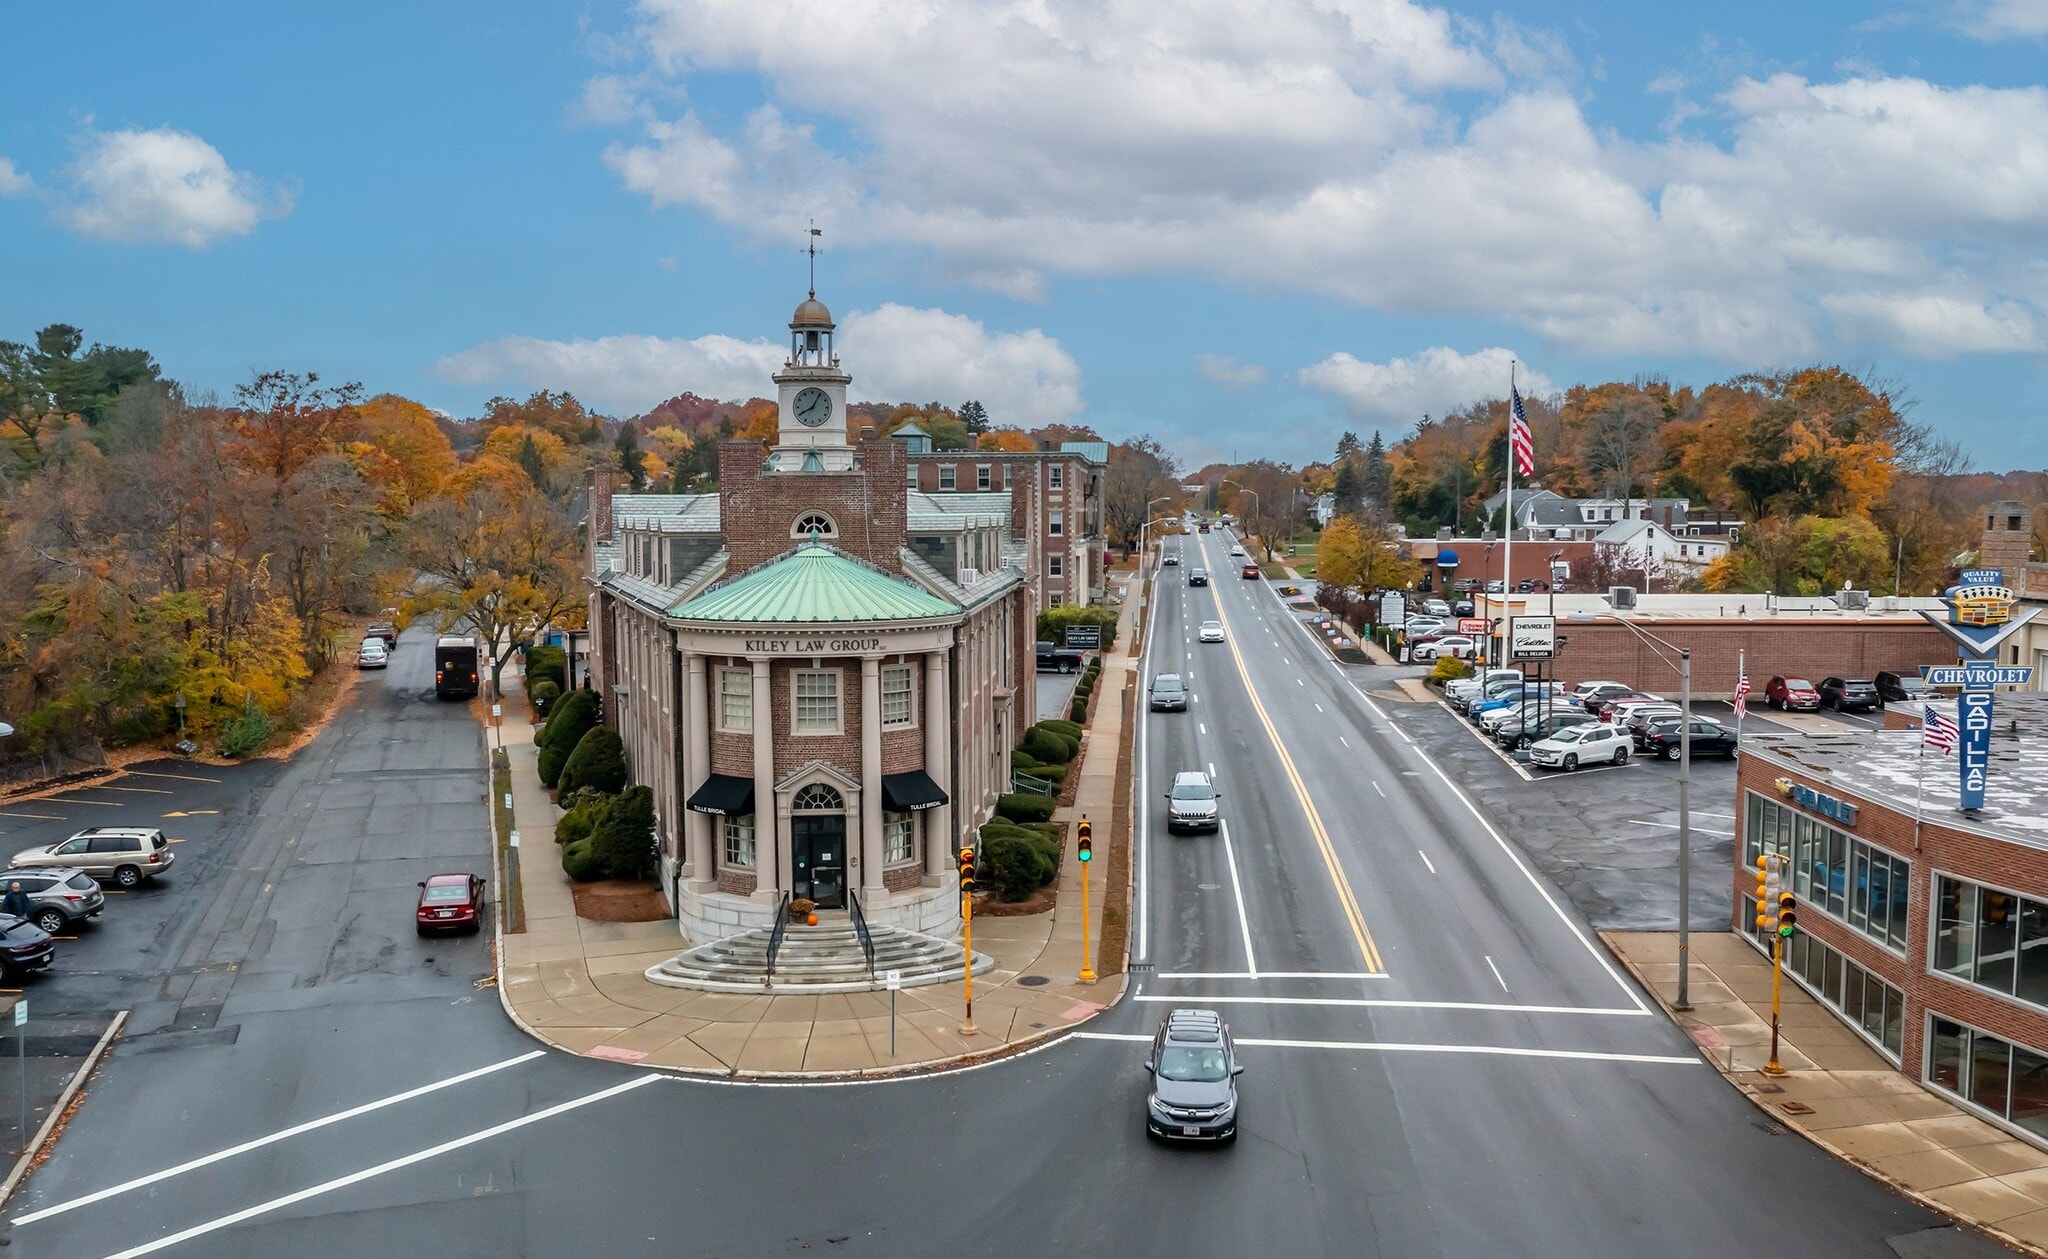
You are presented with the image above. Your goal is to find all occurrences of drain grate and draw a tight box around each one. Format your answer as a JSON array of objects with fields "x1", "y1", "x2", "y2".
[
  {"x1": 1017, "y1": 975, "x2": 1051, "y2": 987},
  {"x1": 1754, "y1": 1120, "x2": 1787, "y2": 1136}
]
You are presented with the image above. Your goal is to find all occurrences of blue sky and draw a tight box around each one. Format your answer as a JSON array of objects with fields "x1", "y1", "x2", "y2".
[{"x1": 3, "y1": 1, "x2": 2045, "y2": 472}]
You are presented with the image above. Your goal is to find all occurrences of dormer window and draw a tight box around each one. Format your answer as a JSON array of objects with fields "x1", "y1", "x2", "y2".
[{"x1": 792, "y1": 512, "x2": 838, "y2": 540}]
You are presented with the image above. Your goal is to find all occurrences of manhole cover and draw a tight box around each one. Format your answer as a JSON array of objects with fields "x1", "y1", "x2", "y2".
[
  {"x1": 1197, "y1": 882, "x2": 1221, "y2": 891},
  {"x1": 1017, "y1": 975, "x2": 1051, "y2": 987}
]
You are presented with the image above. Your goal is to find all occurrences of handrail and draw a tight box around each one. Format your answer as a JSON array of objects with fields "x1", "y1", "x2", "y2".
[
  {"x1": 764, "y1": 890, "x2": 792, "y2": 986},
  {"x1": 847, "y1": 887, "x2": 876, "y2": 980}
]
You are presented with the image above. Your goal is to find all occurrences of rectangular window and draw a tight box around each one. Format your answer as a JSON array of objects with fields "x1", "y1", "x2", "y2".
[
  {"x1": 1936, "y1": 876, "x2": 1977, "y2": 980},
  {"x1": 718, "y1": 668, "x2": 753, "y2": 732},
  {"x1": 723, "y1": 814, "x2": 756, "y2": 868},
  {"x1": 977, "y1": 464, "x2": 992, "y2": 490},
  {"x1": 1747, "y1": 916, "x2": 1904, "y2": 1061},
  {"x1": 1048, "y1": 554, "x2": 1064, "y2": 579},
  {"x1": 1049, "y1": 509, "x2": 1064, "y2": 537},
  {"x1": 1747, "y1": 793, "x2": 1907, "y2": 953},
  {"x1": 1049, "y1": 594, "x2": 1064, "y2": 607},
  {"x1": 1049, "y1": 465, "x2": 1063, "y2": 490},
  {"x1": 906, "y1": 466, "x2": 918, "y2": 487},
  {"x1": 795, "y1": 669, "x2": 841, "y2": 733},
  {"x1": 939, "y1": 467, "x2": 956, "y2": 490},
  {"x1": 884, "y1": 811, "x2": 914, "y2": 864},
  {"x1": 1927, "y1": 1017, "x2": 2048, "y2": 1146},
  {"x1": 881, "y1": 665, "x2": 915, "y2": 728},
  {"x1": 1002, "y1": 465, "x2": 1012, "y2": 489}
]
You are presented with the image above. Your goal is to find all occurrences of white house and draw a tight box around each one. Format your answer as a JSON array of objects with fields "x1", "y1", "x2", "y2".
[{"x1": 1595, "y1": 517, "x2": 1728, "y2": 570}]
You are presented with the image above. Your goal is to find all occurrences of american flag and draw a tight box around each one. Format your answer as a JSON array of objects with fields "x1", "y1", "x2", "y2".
[
  {"x1": 1733, "y1": 672, "x2": 1751, "y2": 721},
  {"x1": 1925, "y1": 707, "x2": 1960, "y2": 754},
  {"x1": 1509, "y1": 385, "x2": 1535, "y2": 478}
]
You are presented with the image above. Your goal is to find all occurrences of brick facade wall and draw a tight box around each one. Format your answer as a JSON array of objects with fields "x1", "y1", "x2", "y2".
[
  {"x1": 1734, "y1": 751, "x2": 2048, "y2": 1101},
  {"x1": 884, "y1": 864, "x2": 924, "y2": 893},
  {"x1": 907, "y1": 449, "x2": 1102, "y2": 611},
  {"x1": 719, "y1": 439, "x2": 910, "y2": 573},
  {"x1": 1553, "y1": 620, "x2": 1954, "y2": 697}
]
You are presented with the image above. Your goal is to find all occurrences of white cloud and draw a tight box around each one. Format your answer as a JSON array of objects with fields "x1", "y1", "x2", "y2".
[
  {"x1": 1957, "y1": 0, "x2": 2048, "y2": 39},
  {"x1": 58, "y1": 128, "x2": 289, "y2": 247},
  {"x1": 591, "y1": 2, "x2": 2048, "y2": 365},
  {"x1": 1298, "y1": 347, "x2": 1550, "y2": 422},
  {"x1": 1197, "y1": 354, "x2": 1268, "y2": 387},
  {"x1": 572, "y1": 74, "x2": 650, "y2": 127},
  {"x1": 0, "y1": 158, "x2": 32, "y2": 198},
  {"x1": 434, "y1": 305, "x2": 1084, "y2": 424}
]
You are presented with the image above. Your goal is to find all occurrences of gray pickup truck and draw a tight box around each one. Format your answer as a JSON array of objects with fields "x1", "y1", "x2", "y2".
[{"x1": 1036, "y1": 641, "x2": 1091, "y2": 674}]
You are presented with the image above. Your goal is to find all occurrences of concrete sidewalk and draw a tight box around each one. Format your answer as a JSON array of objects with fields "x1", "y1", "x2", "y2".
[
  {"x1": 1609, "y1": 930, "x2": 2048, "y2": 1256},
  {"x1": 492, "y1": 623, "x2": 1130, "y2": 1078}
]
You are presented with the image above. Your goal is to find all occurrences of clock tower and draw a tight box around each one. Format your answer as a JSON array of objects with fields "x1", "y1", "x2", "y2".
[{"x1": 770, "y1": 292, "x2": 854, "y2": 470}]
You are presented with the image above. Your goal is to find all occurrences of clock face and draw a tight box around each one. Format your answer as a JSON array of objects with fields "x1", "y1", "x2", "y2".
[{"x1": 793, "y1": 387, "x2": 832, "y2": 428}]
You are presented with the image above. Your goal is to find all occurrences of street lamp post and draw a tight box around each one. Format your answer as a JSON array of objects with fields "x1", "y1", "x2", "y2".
[
  {"x1": 1566, "y1": 612, "x2": 1695, "y2": 1011},
  {"x1": 1137, "y1": 495, "x2": 1176, "y2": 576},
  {"x1": 1220, "y1": 480, "x2": 1261, "y2": 557}
]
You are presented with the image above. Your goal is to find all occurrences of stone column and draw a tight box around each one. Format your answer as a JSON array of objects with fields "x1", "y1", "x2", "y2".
[
  {"x1": 860, "y1": 656, "x2": 884, "y2": 897},
  {"x1": 751, "y1": 659, "x2": 779, "y2": 897},
  {"x1": 684, "y1": 652, "x2": 712, "y2": 886},
  {"x1": 924, "y1": 649, "x2": 953, "y2": 878}
]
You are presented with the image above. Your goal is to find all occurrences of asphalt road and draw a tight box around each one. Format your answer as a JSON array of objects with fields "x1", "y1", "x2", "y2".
[{"x1": 3, "y1": 594, "x2": 2006, "y2": 1257}]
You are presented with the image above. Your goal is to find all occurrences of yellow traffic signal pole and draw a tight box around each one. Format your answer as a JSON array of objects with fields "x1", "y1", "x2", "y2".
[
  {"x1": 1078, "y1": 816, "x2": 1097, "y2": 983},
  {"x1": 1765, "y1": 930, "x2": 1786, "y2": 1076},
  {"x1": 959, "y1": 846, "x2": 978, "y2": 1037}
]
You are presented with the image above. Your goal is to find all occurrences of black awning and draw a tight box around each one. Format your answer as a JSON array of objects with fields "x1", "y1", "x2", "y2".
[
  {"x1": 686, "y1": 774, "x2": 755, "y2": 816},
  {"x1": 882, "y1": 770, "x2": 949, "y2": 813}
]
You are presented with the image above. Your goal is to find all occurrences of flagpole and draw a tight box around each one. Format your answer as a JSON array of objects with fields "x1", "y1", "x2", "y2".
[
  {"x1": 1504, "y1": 361, "x2": 1515, "y2": 641},
  {"x1": 1736, "y1": 649, "x2": 1745, "y2": 741},
  {"x1": 1914, "y1": 724, "x2": 1926, "y2": 851}
]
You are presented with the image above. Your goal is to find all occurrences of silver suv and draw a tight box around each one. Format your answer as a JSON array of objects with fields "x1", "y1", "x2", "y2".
[
  {"x1": 13, "y1": 826, "x2": 175, "y2": 887},
  {"x1": 1165, "y1": 770, "x2": 1220, "y2": 833},
  {"x1": 2, "y1": 868, "x2": 106, "y2": 935},
  {"x1": 1145, "y1": 1008, "x2": 1241, "y2": 1143}
]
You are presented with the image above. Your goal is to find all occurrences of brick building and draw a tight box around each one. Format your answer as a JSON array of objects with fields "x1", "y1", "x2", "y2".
[
  {"x1": 899, "y1": 440, "x2": 1108, "y2": 612},
  {"x1": 1735, "y1": 697, "x2": 2048, "y2": 1148},
  {"x1": 584, "y1": 292, "x2": 1036, "y2": 944},
  {"x1": 1977, "y1": 501, "x2": 2048, "y2": 691}
]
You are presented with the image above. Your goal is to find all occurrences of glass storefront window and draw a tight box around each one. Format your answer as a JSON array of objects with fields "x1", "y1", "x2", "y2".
[
  {"x1": 2021, "y1": 900, "x2": 2048, "y2": 1008},
  {"x1": 2012, "y1": 1045, "x2": 2048, "y2": 1141},
  {"x1": 1979, "y1": 890, "x2": 2020, "y2": 996},
  {"x1": 1850, "y1": 849, "x2": 1870, "y2": 931},
  {"x1": 1931, "y1": 1018, "x2": 1965, "y2": 1093},
  {"x1": 1936, "y1": 877, "x2": 1977, "y2": 979},
  {"x1": 1974, "y1": 1035, "x2": 2014, "y2": 1117}
]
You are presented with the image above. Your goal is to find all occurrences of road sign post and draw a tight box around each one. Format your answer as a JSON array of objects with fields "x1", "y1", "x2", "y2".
[
  {"x1": 1077, "y1": 817, "x2": 1096, "y2": 983},
  {"x1": 14, "y1": 998, "x2": 24, "y2": 1150},
  {"x1": 885, "y1": 969, "x2": 902, "y2": 1057}
]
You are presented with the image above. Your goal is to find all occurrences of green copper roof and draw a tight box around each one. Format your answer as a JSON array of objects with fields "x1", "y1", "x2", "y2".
[{"x1": 672, "y1": 543, "x2": 962, "y2": 623}]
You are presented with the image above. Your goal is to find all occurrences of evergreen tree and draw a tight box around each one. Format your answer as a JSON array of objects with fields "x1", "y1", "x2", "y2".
[
  {"x1": 1335, "y1": 431, "x2": 1362, "y2": 459},
  {"x1": 960, "y1": 399, "x2": 989, "y2": 436},
  {"x1": 516, "y1": 433, "x2": 548, "y2": 488},
  {"x1": 614, "y1": 424, "x2": 646, "y2": 490},
  {"x1": 1333, "y1": 458, "x2": 1364, "y2": 518},
  {"x1": 1362, "y1": 430, "x2": 1391, "y2": 507}
]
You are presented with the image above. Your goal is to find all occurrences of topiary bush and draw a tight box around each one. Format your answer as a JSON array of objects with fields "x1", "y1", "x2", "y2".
[
  {"x1": 555, "y1": 793, "x2": 612, "y2": 847},
  {"x1": 1021, "y1": 727, "x2": 1073, "y2": 765},
  {"x1": 539, "y1": 688, "x2": 599, "y2": 752},
  {"x1": 558, "y1": 727, "x2": 629, "y2": 796},
  {"x1": 1020, "y1": 761, "x2": 1067, "y2": 785},
  {"x1": 529, "y1": 679, "x2": 561, "y2": 716},
  {"x1": 589, "y1": 785, "x2": 656, "y2": 880},
  {"x1": 983, "y1": 832, "x2": 1058, "y2": 901},
  {"x1": 525, "y1": 643, "x2": 567, "y2": 692},
  {"x1": 1039, "y1": 719, "x2": 1083, "y2": 741},
  {"x1": 1429, "y1": 656, "x2": 1473, "y2": 684},
  {"x1": 1069, "y1": 696, "x2": 1088, "y2": 723},
  {"x1": 537, "y1": 741, "x2": 571, "y2": 789},
  {"x1": 996, "y1": 792, "x2": 1057, "y2": 824},
  {"x1": 562, "y1": 838, "x2": 606, "y2": 882}
]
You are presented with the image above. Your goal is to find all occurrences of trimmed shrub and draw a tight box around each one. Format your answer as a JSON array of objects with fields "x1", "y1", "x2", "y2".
[
  {"x1": 984, "y1": 832, "x2": 1057, "y2": 901},
  {"x1": 996, "y1": 792, "x2": 1057, "y2": 824},
  {"x1": 1021, "y1": 727, "x2": 1074, "y2": 765},
  {"x1": 529, "y1": 679, "x2": 561, "y2": 716},
  {"x1": 555, "y1": 793, "x2": 611, "y2": 847},
  {"x1": 1012, "y1": 761, "x2": 1066, "y2": 786},
  {"x1": 589, "y1": 785, "x2": 656, "y2": 880},
  {"x1": 525, "y1": 644, "x2": 567, "y2": 693},
  {"x1": 561, "y1": 838, "x2": 606, "y2": 883},
  {"x1": 1010, "y1": 749, "x2": 1041, "y2": 772},
  {"x1": 539, "y1": 688, "x2": 599, "y2": 752},
  {"x1": 1069, "y1": 696, "x2": 1088, "y2": 723},
  {"x1": 1429, "y1": 656, "x2": 1473, "y2": 684},
  {"x1": 1039, "y1": 719, "x2": 1083, "y2": 741},
  {"x1": 537, "y1": 741, "x2": 571, "y2": 789},
  {"x1": 558, "y1": 727, "x2": 629, "y2": 796}
]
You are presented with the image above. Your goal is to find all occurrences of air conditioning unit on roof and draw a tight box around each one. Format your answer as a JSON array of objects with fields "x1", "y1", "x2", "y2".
[
  {"x1": 1608, "y1": 586, "x2": 1638, "y2": 609},
  {"x1": 1838, "y1": 589, "x2": 1870, "y2": 610}
]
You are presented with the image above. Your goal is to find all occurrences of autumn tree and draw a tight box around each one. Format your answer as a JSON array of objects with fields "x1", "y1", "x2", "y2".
[
  {"x1": 355, "y1": 394, "x2": 458, "y2": 507},
  {"x1": 1703, "y1": 515, "x2": 1891, "y2": 596},
  {"x1": 977, "y1": 427, "x2": 1036, "y2": 452},
  {"x1": 1723, "y1": 368, "x2": 1901, "y2": 520},
  {"x1": 1103, "y1": 435, "x2": 1180, "y2": 557},
  {"x1": 482, "y1": 390, "x2": 601, "y2": 445}
]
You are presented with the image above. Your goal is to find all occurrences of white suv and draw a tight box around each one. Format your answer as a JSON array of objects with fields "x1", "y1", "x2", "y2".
[{"x1": 1528, "y1": 723, "x2": 1632, "y2": 771}]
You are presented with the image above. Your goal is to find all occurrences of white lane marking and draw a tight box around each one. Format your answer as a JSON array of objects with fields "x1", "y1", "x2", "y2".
[
  {"x1": 1339, "y1": 735, "x2": 1349, "y2": 748},
  {"x1": 1199, "y1": 723, "x2": 1207, "y2": 735},
  {"x1": 1296, "y1": 677, "x2": 1304, "y2": 686},
  {"x1": 1315, "y1": 703, "x2": 1323, "y2": 713},
  {"x1": 1153, "y1": 971, "x2": 1389, "y2": 980},
  {"x1": 1625, "y1": 819, "x2": 1734, "y2": 836},
  {"x1": 1073, "y1": 1031, "x2": 1154, "y2": 1042},
  {"x1": 98, "y1": 785, "x2": 174, "y2": 795},
  {"x1": 1131, "y1": 994, "x2": 1649, "y2": 1017},
  {"x1": 14, "y1": 1050, "x2": 549, "y2": 1226},
  {"x1": 1486, "y1": 955, "x2": 1509, "y2": 992},
  {"x1": 1694, "y1": 811, "x2": 1737, "y2": 820},
  {"x1": 1373, "y1": 781, "x2": 1386, "y2": 797},
  {"x1": 125, "y1": 770, "x2": 224, "y2": 783},
  {"x1": 1208, "y1": 761, "x2": 1216, "y2": 777},
  {"x1": 95, "y1": 1074, "x2": 664, "y2": 1258},
  {"x1": 1231, "y1": 1038, "x2": 1701, "y2": 1067},
  {"x1": 1219, "y1": 819, "x2": 1258, "y2": 978},
  {"x1": 1419, "y1": 850, "x2": 1436, "y2": 874},
  {"x1": 1192, "y1": 694, "x2": 1199, "y2": 705}
]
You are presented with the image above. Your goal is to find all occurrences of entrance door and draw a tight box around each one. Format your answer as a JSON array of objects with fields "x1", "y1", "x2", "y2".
[{"x1": 791, "y1": 815, "x2": 847, "y2": 909}]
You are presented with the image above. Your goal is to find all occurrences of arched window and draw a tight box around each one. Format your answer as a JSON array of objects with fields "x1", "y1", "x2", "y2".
[
  {"x1": 792, "y1": 512, "x2": 838, "y2": 540},
  {"x1": 792, "y1": 783, "x2": 844, "y2": 811}
]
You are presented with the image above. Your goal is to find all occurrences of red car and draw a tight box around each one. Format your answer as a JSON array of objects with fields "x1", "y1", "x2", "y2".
[
  {"x1": 1240, "y1": 563, "x2": 1260, "y2": 579},
  {"x1": 1765, "y1": 676, "x2": 1821, "y2": 712},
  {"x1": 416, "y1": 873, "x2": 486, "y2": 935}
]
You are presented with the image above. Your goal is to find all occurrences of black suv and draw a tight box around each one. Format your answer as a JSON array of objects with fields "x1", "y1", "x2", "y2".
[
  {"x1": 1187, "y1": 569, "x2": 1209, "y2": 587},
  {"x1": 1639, "y1": 718, "x2": 1739, "y2": 761},
  {"x1": 1145, "y1": 1008, "x2": 1241, "y2": 1144},
  {"x1": 0, "y1": 915, "x2": 54, "y2": 980},
  {"x1": 1818, "y1": 677, "x2": 1881, "y2": 713},
  {"x1": 1875, "y1": 671, "x2": 1927, "y2": 706},
  {"x1": 1497, "y1": 709, "x2": 1595, "y2": 751}
]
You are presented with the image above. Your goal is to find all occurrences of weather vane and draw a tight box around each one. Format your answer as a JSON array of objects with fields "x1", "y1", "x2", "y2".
[{"x1": 806, "y1": 221, "x2": 822, "y2": 297}]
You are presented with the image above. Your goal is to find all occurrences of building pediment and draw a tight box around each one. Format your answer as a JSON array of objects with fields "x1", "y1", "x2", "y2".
[{"x1": 775, "y1": 759, "x2": 863, "y2": 794}]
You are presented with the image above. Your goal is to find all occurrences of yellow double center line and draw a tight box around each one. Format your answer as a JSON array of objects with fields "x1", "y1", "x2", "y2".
[{"x1": 1204, "y1": 572, "x2": 1385, "y2": 974}]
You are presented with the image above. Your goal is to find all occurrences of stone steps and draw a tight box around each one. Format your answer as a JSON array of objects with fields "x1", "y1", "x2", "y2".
[{"x1": 645, "y1": 922, "x2": 994, "y2": 994}]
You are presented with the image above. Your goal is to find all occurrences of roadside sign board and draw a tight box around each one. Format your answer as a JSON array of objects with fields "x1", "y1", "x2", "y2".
[
  {"x1": 1924, "y1": 664, "x2": 2034, "y2": 688},
  {"x1": 1063, "y1": 624, "x2": 1102, "y2": 650},
  {"x1": 13, "y1": 1000, "x2": 23, "y2": 1027},
  {"x1": 1458, "y1": 617, "x2": 1490, "y2": 636},
  {"x1": 884, "y1": 969, "x2": 902, "y2": 991},
  {"x1": 1508, "y1": 615, "x2": 1556, "y2": 661},
  {"x1": 1381, "y1": 594, "x2": 1406, "y2": 627}
]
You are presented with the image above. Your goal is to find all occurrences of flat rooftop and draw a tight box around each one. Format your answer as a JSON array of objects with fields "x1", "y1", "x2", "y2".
[{"x1": 1480, "y1": 592, "x2": 1947, "y2": 623}]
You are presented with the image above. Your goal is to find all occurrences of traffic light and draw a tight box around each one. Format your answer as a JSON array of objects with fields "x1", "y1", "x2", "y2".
[
  {"x1": 1777, "y1": 892, "x2": 1797, "y2": 938},
  {"x1": 1754, "y1": 857, "x2": 1773, "y2": 930},
  {"x1": 958, "y1": 846, "x2": 976, "y2": 891},
  {"x1": 1077, "y1": 818, "x2": 1093, "y2": 864}
]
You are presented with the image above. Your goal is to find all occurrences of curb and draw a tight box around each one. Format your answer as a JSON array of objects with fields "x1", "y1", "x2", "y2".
[
  {"x1": 1599, "y1": 936, "x2": 2033, "y2": 1258},
  {"x1": 0, "y1": 1009, "x2": 127, "y2": 1209}
]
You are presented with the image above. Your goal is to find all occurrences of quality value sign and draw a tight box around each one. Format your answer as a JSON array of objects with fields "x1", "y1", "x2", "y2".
[{"x1": 1508, "y1": 615, "x2": 1556, "y2": 661}]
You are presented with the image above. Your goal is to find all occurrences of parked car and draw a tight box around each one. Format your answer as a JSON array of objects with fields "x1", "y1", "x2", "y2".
[
  {"x1": 357, "y1": 637, "x2": 390, "y2": 670},
  {"x1": 1463, "y1": 677, "x2": 1539, "y2": 715},
  {"x1": 365, "y1": 621, "x2": 399, "y2": 648},
  {"x1": 1144, "y1": 1008, "x2": 1241, "y2": 1144},
  {"x1": 1479, "y1": 702, "x2": 1542, "y2": 735},
  {"x1": 1818, "y1": 677, "x2": 1881, "y2": 713},
  {"x1": 1568, "y1": 680, "x2": 1633, "y2": 703},
  {"x1": 1623, "y1": 704, "x2": 1688, "y2": 744},
  {"x1": 1452, "y1": 600, "x2": 1475, "y2": 618},
  {"x1": 1448, "y1": 669, "x2": 1522, "y2": 704},
  {"x1": 1498, "y1": 710, "x2": 1596, "y2": 750},
  {"x1": 0, "y1": 916, "x2": 54, "y2": 980},
  {"x1": 1528, "y1": 723, "x2": 1633, "y2": 771},
  {"x1": 1765, "y1": 676, "x2": 1821, "y2": 711},
  {"x1": 12, "y1": 827, "x2": 175, "y2": 888},
  {"x1": 1423, "y1": 599, "x2": 1452, "y2": 618},
  {"x1": 1036, "y1": 642, "x2": 1091, "y2": 674},
  {"x1": 1875, "y1": 671, "x2": 1929, "y2": 705},
  {"x1": 1412, "y1": 636, "x2": 1478, "y2": 662},
  {"x1": 2, "y1": 868, "x2": 105, "y2": 935},
  {"x1": 415, "y1": 873, "x2": 486, "y2": 935},
  {"x1": 1404, "y1": 616, "x2": 1448, "y2": 637},
  {"x1": 1188, "y1": 569, "x2": 1210, "y2": 587},
  {"x1": 1150, "y1": 674, "x2": 1189, "y2": 712},
  {"x1": 1585, "y1": 690, "x2": 1660, "y2": 719},
  {"x1": 1472, "y1": 683, "x2": 1561, "y2": 720},
  {"x1": 1165, "y1": 770, "x2": 1221, "y2": 833},
  {"x1": 1198, "y1": 620, "x2": 1226, "y2": 643},
  {"x1": 1593, "y1": 694, "x2": 1664, "y2": 723},
  {"x1": 1640, "y1": 719, "x2": 1740, "y2": 761}
]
